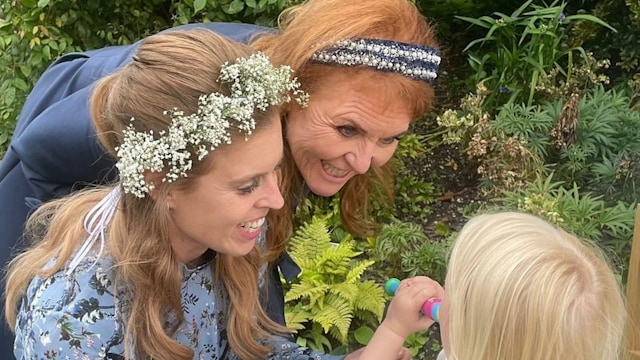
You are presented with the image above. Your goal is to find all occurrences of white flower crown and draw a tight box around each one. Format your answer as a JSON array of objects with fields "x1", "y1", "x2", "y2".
[{"x1": 115, "y1": 52, "x2": 308, "y2": 198}]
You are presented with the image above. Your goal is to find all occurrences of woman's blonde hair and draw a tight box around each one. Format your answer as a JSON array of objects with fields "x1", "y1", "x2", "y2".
[
  {"x1": 253, "y1": 0, "x2": 439, "y2": 240},
  {"x1": 445, "y1": 212, "x2": 626, "y2": 360},
  {"x1": 5, "y1": 29, "x2": 285, "y2": 360}
]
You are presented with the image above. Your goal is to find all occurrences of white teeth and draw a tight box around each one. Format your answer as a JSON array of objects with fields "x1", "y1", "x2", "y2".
[
  {"x1": 240, "y1": 217, "x2": 265, "y2": 232},
  {"x1": 322, "y1": 162, "x2": 348, "y2": 176}
]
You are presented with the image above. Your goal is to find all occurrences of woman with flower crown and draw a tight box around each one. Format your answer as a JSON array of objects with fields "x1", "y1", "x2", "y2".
[
  {"x1": 0, "y1": 0, "x2": 440, "y2": 355},
  {"x1": 4, "y1": 29, "x2": 441, "y2": 360}
]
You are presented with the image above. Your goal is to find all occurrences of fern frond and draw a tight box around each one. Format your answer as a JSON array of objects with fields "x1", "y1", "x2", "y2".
[
  {"x1": 328, "y1": 282, "x2": 360, "y2": 303},
  {"x1": 285, "y1": 283, "x2": 330, "y2": 302},
  {"x1": 318, "y1": 239, "x2": 362, "y2": 275},
  {"x1": 289, "y1": 216, "x2": 332, "y2": 263},
  {"x1": 353, "y1": 280, "x2": 386, "y2": 319},
  {"x1": 285, "y1": 308, "x2": 313, "y2": 332},
  {"x1": 313, "y1": 294, "x2": 353, "y2": 342},
  {"x1": 345, "y1": 259, "x2": 375, "y2": 283}
]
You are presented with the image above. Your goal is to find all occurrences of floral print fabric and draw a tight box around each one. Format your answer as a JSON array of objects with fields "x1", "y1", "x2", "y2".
[{"x1": 13, "y1": 253, "x2": 344, "y2": 360}]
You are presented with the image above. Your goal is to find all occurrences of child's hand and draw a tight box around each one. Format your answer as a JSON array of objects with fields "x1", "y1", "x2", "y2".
[{"x1": 381, "y1": 276, "x2": 444, "y2": 338}]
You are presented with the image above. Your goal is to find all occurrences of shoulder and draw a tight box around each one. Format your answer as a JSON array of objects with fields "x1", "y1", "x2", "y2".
[{"x1": 14, "y1": 256, "x2": 123, "y2": 359}]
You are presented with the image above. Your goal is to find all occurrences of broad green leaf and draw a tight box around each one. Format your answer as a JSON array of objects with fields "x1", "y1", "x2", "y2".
[
  {"x1": 12, "y1": 78, "x2": 29, "y2": 91},
  {"x1": 227, "y1": 0, "x2": 244, "y2": 14},
  {"x1": 42, "y1": 45, "x2": 51, "y2": 60},
  {"x1": 194, "y1": 0, "x2": 206, "y2": 13},
  {"x1": 353, "y1": 326, "x2": 374, "y2": 345},
  {"x1": 3, "y1": 87, "x2": 15, "y2": 106}
]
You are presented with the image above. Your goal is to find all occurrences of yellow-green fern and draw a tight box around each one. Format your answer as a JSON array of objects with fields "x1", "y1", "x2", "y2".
[{"x1": 284, "y1": 215, "x2": 385, "y2": 352}]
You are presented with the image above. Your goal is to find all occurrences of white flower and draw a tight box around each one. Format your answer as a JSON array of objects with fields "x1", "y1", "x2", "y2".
[{"x1": 115, "y1": 52, "x2": 307, "y2": 197}]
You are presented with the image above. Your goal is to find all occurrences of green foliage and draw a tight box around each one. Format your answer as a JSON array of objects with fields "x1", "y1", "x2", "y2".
[
  {"x1": 0, "y1": 0, "x2": 294, "y2": 156},
  {"x1": 284, "y1": 215, "x2": 386, "y2": 353},
  {"x1": 373, "y1": 219, "x2": 427, "y2": 278},
  {"x1": 566, "y1": 0, "x2": 640, "y2": 90},
  {"x1": 544, "y1": 86, "x2": 640, "y2": 202},
  {"x1": 0, "y1": 0, "x2": 170, "y2": 155},
  {"x1": 393, "y1": 133, "x2": 436, "y2": 219},
  {"x1": 465, "y1": 108, "x2": 544, "y2": 194},
  {"x1": 372, "y1": 219, "x2": 450, "y2": 284},
  {"x1": 463, "y1": 85, "x2": 640, "y2": 203},
  {"x1": 404, "y1": 331, "x2": 429, "y2": 359},
  {"x1": 535, "y1": 52, "x2": 612, "y2": 101},
  {"x1": 497, "y1": 173, "x2": 635, "y2": 280},
  {"x1": 400, "y1": 237, "x2": 451, "y2": 284},
  {"x1": 457, "y1": 0, "x2": 615, "y2": 112},
  {"x1": 172, "y1": 0, "x2": 303, "y2": 26}
]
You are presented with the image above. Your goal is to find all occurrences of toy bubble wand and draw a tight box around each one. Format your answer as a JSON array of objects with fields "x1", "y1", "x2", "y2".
[{"x1": 384, "y1": 278, "x2": 441, "y2": 323}]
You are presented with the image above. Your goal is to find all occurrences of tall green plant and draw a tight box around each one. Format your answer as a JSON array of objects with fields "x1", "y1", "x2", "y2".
[{"x1": 457, "y1": 0, "x2": 615, "y2": 111}]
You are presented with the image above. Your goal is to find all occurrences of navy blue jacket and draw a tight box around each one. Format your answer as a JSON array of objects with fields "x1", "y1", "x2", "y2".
[{"x1": 0, "y1": 22, "x2": 299, "y2": 356}]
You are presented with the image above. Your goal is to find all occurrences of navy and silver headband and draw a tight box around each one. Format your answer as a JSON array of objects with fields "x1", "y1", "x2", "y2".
[{"x1": 311, "y1": 38, "x2": 441, "y2": 84}]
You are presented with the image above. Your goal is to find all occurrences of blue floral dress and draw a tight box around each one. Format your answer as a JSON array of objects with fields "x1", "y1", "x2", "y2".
[{"x1": 13, "y1": 254, "x2": 344, "y2": 360}]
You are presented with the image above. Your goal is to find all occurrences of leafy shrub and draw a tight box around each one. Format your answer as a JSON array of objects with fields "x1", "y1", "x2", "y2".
[
  {"x1": 0, "y1": 0, "x2": 295, "y2": 156},
  {"x1": 456, "y1": 85, "x2": 640, "y2": 203}
]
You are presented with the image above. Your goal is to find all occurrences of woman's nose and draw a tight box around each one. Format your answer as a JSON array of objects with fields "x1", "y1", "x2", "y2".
[{"x1": 260, "y1": 172, "x2": 284, "y2": 210}]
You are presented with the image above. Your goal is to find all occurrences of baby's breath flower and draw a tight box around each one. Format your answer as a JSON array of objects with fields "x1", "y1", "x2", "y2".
[{"x1": 115, "y1": 52, "x2": 308, "y2": 197}]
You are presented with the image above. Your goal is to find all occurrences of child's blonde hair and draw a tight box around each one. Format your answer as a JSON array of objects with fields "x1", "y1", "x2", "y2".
[{"x1": 445, "y1": 211, "x2": 626, "y2": 360}]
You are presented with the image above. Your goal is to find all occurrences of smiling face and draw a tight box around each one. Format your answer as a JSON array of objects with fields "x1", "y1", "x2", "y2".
[
  {"x1": 166, "y1": 118, "x2": 284, "y2": 263},
  {"x1": 285, "y1": 72, "x2": 413, "y2": 196}
]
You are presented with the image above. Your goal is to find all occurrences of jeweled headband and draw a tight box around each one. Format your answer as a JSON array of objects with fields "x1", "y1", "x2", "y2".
[{"x1": 311, "y1": 38, "x2": 441, "y2": 84}]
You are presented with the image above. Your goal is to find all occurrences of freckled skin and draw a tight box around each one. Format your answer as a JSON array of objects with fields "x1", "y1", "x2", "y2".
[{"x1": 286, "y1": 72, "x2": 413, "y2": 196}]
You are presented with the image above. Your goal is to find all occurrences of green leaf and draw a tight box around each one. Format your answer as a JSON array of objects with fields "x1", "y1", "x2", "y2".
[
  {"x1": 42, "y1": 45, "x2": 51, "y2": 60},
  {"x1": 0, "y1": 132, "x2": 8, "y2": 147},
  {"x1": 19, "y1": 64, "x2": 32, "y2": 78},
  {"x1": 565, "y1": 14, "x2": 617, "y2": 33},
  {"x1": 353, "y1": 326, "x2": 374, "y2": 345},
  {"x1": 194, "y1": 0, "x2": 206, "y2": 13},
  {"x1": 246, "y1": 0, "x2": 257, "y2": 8},
  {"x1": 511, "y1": 0, "x2": 534, "y2": 18},
  {"x1": 455, "y1": 15, "x2": 493, "y2": 29},
  {"x1": 3, "y1": 87, "x2": 15, "y2": 106},
  {"x1": 227, "y1": 0, "x2": 245, "y2": 14},
  {"x1": 12, "y1": 78, "x2": 29, "y2": 91},
  {"x1": 37, "y1": 0, "x2": 50, "y2": 7}
]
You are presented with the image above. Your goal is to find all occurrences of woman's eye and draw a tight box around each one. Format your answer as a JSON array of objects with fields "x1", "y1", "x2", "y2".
[
  {"x1": 380, "y1": 135, "x2": 403, "y2": 145},
  {"x1": 239, "y1": 180, "x2": 259, "y2": 195},
  {"x1": 336, "y1": 125, "x2": 357, "y2": 137}
]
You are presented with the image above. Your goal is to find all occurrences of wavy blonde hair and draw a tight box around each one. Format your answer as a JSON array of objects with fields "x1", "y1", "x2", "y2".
[
  {"x1": 445, "y1": 212, "x2": 626, "y2": 360},
  {"x1": 253, "y1": 0, "x2": 439, "y2": 241},
  {"x1": 5, "y1": 29, "x2": 286, "y2": 360}
]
